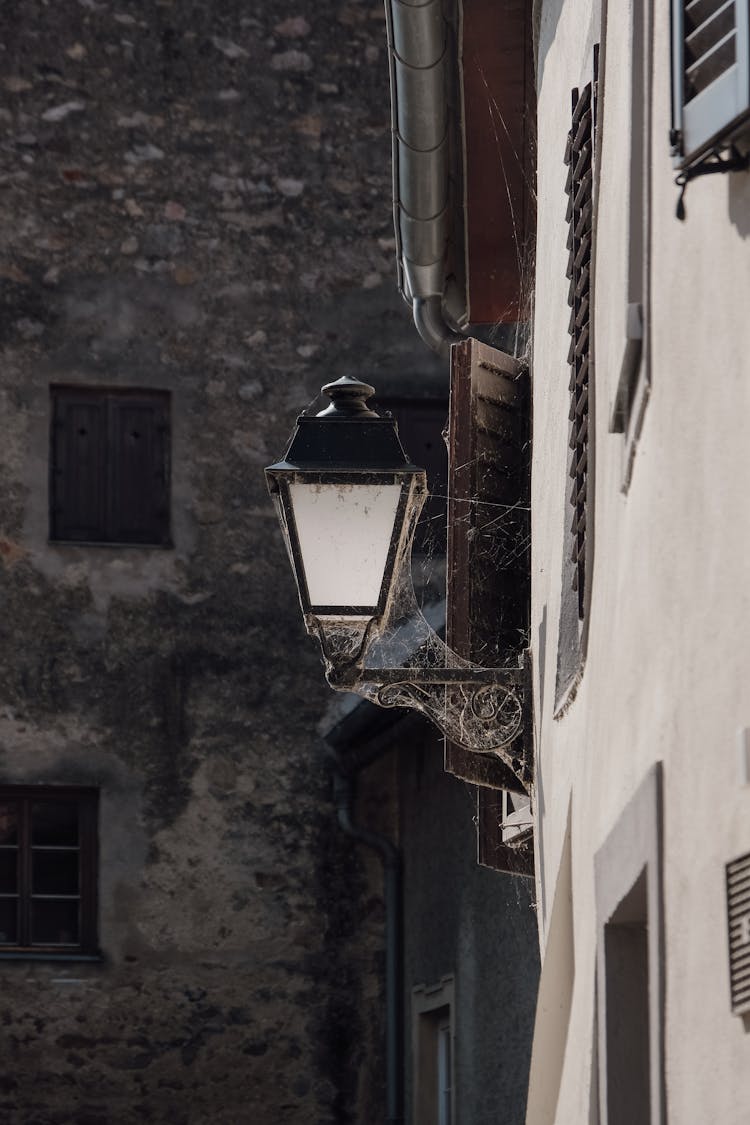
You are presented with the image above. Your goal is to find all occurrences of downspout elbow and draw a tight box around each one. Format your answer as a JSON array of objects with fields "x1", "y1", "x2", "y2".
[{"x1": 413, "y1": 295, "x2": 463, "y2": 360}]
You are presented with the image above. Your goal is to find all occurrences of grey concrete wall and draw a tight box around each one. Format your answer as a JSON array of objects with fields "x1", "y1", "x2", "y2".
[
  {"x1": 0, "y1": 1, "x2": 442, "y2": 1121},
  {"x1": 399, "y1": 727, "x2": 539, "y2": 1125}
]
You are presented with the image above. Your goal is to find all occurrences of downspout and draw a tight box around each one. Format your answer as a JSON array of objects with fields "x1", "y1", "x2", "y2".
[
  {"x1": 330, "y1": 754, "x2": 403, "y2": 1125},
  {"x1": 384, "y1": 0, "x2": 466, "y2": 358},
  {"x1": 413, "y1": 294, "x2": 462, "y2": 359}
]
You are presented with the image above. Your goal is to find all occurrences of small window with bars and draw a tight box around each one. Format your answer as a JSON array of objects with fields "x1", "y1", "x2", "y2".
[
  {"x1": 671, "y1": 0, "x2": 750, "y2": 166},
  {"x1": 50, "y1": 386, "x2": 171, "y2": 546},
  {"x1": 0, "y1": 788, "x2": 98, "y2": 956},
  {"x1": 564, "y1": 75, "x2": 597, "y2": 620}
]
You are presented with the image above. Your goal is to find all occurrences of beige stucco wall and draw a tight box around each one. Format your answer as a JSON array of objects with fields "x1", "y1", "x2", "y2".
[{"x1": 529, "y1": 1, "x2": 750, "y2": 1122}]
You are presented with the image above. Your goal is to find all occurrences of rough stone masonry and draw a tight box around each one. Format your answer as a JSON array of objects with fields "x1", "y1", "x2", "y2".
[{"x1": 0, "y1": 1, "x2": 439, "y2": 1121}]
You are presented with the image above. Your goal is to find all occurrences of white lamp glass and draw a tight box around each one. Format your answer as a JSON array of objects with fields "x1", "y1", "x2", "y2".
[{"x1": 289, "y1": 481, "x2": 402, "y2": 609}]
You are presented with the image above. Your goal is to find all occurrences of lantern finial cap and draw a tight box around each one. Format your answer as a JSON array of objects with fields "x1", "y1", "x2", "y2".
[{"x1": 317, "y1": 376, "x2": 379, "y2": 419}]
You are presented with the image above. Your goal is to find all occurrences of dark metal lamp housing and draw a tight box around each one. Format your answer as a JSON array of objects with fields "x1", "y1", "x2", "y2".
[{"x1": 265, "y1": 376, "x2": 530, "y2": 789}]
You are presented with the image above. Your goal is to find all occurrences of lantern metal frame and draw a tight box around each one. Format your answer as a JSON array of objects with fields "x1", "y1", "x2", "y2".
[{"x1": 265, "y1": 376, "x2": 531, "y2": 790}]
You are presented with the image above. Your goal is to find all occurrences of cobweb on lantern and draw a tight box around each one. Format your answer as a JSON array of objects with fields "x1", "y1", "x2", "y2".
[{"x1": 306, "y1": 489, "x2": 526, "y2": 767}]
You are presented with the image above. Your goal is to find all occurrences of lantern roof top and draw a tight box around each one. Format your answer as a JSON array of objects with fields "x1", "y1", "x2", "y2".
[{"x1": 266, "y1": 377, "x2": 424, "y2": 474}]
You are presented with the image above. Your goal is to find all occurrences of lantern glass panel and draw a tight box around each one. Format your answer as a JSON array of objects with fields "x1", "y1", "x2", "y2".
[{"x1": 289, "y1": 481, "x2": 402, "y2": 610}]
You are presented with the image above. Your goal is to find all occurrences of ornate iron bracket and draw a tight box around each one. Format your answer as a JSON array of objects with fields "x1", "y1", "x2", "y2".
[{"x1": 324, "y1": 638, "x2": 531, "y2": 791}]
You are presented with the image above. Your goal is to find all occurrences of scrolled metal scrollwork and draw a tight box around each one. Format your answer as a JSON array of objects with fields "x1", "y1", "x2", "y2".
[{"x1": 373, "y1": 676, "x2": 523, "y2": 754}]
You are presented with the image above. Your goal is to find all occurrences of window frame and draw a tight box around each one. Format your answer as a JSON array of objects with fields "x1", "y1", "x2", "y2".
[
  {"x1": 49, "y1": 385, "x2": 172, "y2": 548},
  {"x1": 595, "y1": 764, "x2": 665, "y2": 1125},
  {"x1": 412, "y1": 976, "x2": 455, "y2": 1125},
  {"x1": 0, "y1": 786, "x2": 99, "y2": 960}
]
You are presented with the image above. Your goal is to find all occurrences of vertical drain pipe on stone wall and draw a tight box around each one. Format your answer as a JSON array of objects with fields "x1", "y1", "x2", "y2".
[{"x1": 331, "y1": 759, "x2": 403, "y2": 1125}]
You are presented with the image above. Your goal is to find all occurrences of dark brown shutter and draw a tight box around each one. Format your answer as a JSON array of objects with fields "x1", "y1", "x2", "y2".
[
  {"x1": 109, "y1": 394, "x2": 171, "y2": 545},
  {"x1": 477, "y1": 789, "x2": 533, "y2": 878},
  {"x1": 445, "y1": 338, "x2": 533, "y2": 876},
  {"x1": 51, "y1": 392, "x2": 107, "y2": 542},
  {"x1": 374, "y1": 399, "x2": 448, "y2": 554},
  {"x1": 564, "y1": 73, "x2": 596, "y2": 618},
  {"x1": 50, "y1": 387, "x2": 171, "y2": 546}
]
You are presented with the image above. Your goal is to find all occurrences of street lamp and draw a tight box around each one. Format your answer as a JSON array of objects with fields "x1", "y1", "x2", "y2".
[{"x1": 265, "y1": 376, "x2": 530, "y2": 788}]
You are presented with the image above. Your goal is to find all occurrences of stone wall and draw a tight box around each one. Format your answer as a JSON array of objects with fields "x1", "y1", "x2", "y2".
[{"x1": 0, "y1": 1, "x2": 440, "y2": 1121}]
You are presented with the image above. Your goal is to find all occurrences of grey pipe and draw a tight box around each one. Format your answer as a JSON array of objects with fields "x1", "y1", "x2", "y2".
[
  {"x1": 385, "y1": 0, "x2": 467, "y2": 354},
  {"x1": 413, "y1": 295, "x2": 463, "y2": 358},
  {"x1": 331, "y1": 764, "x2": 403, "y2": 1125}
]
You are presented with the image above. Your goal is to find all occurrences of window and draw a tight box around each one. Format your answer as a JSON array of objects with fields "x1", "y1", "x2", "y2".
[
  {"x1": 671, "y1": 0, "x2": 750, "y2": 168},
  {"x1": 0, "y1": 788, "x2": 98, "y2": 956},
  {"x1": 50, "y1": 386, "x2": 171, "y2": 546},
  {"x1": 436, "y1": 1017, "x2": 452, "y2": 1125},
  {"x1": 595, "y1": 765, "x2": 665, "y2": 1125},
  {"x1": 412, "y1": 977, "x2": 455, "y2": 1125},
  {"x1": 602, "y1": 872, "x2": 651, "y2": 1125}
]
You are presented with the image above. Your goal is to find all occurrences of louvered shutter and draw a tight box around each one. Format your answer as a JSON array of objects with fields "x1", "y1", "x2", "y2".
[
  {"x1": 726, "y1": 850, "x2": 750, "y2": 1015},
  {"x1": 51, "y1": 391, "x2": 108, "y2": 542},
  {"x1": 565, "y1": 80, "x2": 595, "y2": 619},
  {"x1": 672, "y1": 0, "x2": 750, "y2": 164},
  {"x1": 445, "y1": 338, "x2": 532, "y2": 875}
]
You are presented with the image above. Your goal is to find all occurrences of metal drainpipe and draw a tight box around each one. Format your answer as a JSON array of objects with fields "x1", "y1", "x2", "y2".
[
  {"x1": 412, "y1": 295, "x2": 463, "y2": 359},
  {"x1": 331, "y1": 761, "x2": 403, "y2": 1125}
]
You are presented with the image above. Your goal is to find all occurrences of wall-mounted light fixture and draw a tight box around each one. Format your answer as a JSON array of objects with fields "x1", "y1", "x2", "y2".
[{"x1": 265, "y1": 376, "x2": 530, "y2": 789}]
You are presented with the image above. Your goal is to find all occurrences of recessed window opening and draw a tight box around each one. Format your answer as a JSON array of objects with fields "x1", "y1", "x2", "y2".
[
  {"x1": 603, "y1": 870, "x2": 650, "y2": 1125},
  {"x1": 0, "y1": 788, "x2": 98, "y2": 956}
]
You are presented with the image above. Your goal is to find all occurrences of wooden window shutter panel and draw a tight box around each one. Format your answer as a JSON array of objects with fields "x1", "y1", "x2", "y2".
[
  {"x1": 565, "y1": 78, "x2": 595, "y2": 618},
  {"x1": 477, "y1": 788, "x2": 533, "y2": 878},
  {"x1": 108, "y1": 393, "x2": 171, "y2": 545},
  {"x1": 445, "y1": 337, "x2": 531, "y2": 790},
  {"x1": 50, "y1": 390, "x2": 107, "y2": 542}
]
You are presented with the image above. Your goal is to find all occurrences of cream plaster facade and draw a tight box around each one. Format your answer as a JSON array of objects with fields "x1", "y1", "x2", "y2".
[{"x1": 527, "y1": 1, "x2": 750, "y2": 1122}]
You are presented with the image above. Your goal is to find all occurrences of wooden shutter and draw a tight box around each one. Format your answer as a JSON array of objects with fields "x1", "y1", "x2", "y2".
[
  {"x1": 477, "y1": 788, "x2": 533, "y2": 877},
  {"x1": 673, "y1": 0, "x2": 750, "y2": 165},
  {"x1": 374, "y1": 398, "x2": 448, "y2": 554},
  {"x1": 445, "y1": 338, "x2": 532, "y2": 875},
  {"x1": 51, "y1": 391, "x2": 108, "y2": 542},
  {"x1": 726, "y1": 850, "x2": 750, "y2": 1015},
  {"x1": 50, "y1": 387, "x2": 171, "y2": 546},
  {"x1": 109, "y1": 394, "x2": 171, "y2": 545},
  {"x1": 462, "y1": 0, "x2": 535, "y2": 323},
  {"x1": 565, "y1": 79, "x2": 595, "y2": 619}
]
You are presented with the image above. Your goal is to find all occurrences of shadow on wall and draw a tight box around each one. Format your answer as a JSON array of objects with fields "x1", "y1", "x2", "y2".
[
  {"x1": 524, "y1": 801, "x2": 574, "y2": 1125},
  {"x1": 728, "y1": 165, "x2": 750, "y2": 240},
  {"x1": 534, "y1": 0, "x2": 566, "y2": 86}
]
